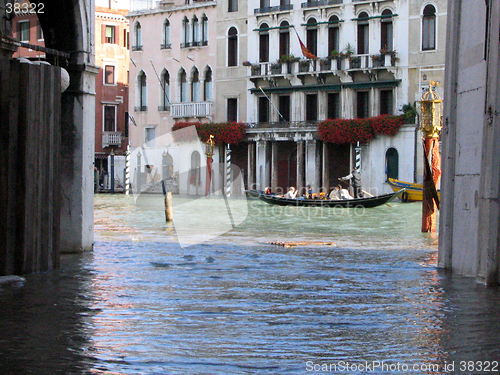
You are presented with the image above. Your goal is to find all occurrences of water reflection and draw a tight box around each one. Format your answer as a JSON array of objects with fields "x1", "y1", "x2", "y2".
[{"x1": 0, "y1": 195, "x2": 499, "y2": 374}]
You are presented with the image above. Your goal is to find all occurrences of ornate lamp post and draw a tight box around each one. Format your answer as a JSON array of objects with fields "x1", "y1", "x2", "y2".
[
  {"x1": 205, "y1": 135, "x2": 215, "y2": 196},
  {"x1": 419, "y1": 81, "x2": 442, "y2": 232}
]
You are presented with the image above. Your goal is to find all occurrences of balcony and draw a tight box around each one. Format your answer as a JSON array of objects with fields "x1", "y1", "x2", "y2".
[
  {"x1": 160, "y1": 43, "x2": 172, "y2": 50},
  {"x1": 135, "y1": 105, "x2": 147, "y2": 112},
  {"x1": 301, "y1": 0, "x2": 342, "y2": 9},
  {"x1": 254, "y1": 4, "x2": 293, "y2": 15},
  {"x1": 102, "y1": 131, "x2": 122, "y2": 148},
  {"x1": 170, "y1": 102, "x2": 213, "y2": 118},
  {"x1": 132, "y1": 45, "x2": 143, "y2": 51}
]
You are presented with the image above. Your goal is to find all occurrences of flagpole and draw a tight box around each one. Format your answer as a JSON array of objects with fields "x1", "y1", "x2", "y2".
[{"x1": 259, "y1": 86, "x2": 286, "y2": 122}]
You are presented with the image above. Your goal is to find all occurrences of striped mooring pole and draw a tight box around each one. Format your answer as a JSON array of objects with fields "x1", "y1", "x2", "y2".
[
  {"x1": 355, "y1": 142, "x2": 361, "y2": 170},
  {"x1": 125, "y1": 146, "x2": 130, "y2": 195},
  {"x1": 226, "y1": 144, "x2": 231, "y2": 197}
]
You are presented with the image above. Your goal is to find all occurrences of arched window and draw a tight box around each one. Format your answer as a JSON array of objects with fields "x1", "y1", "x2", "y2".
[
  {"x1": 422, "y1": 4, "x2": 436, "y2": 50},
  {"x1": 136, "y1": 71, "x2": 147, "y2": 111},
  {"x1": 192, "y1": 15, "x2": 200, "y2": 46},
  {"x1": 183, "y1": 17, "x2": 190, "y2": 47},
  {"x1": 201, "y1": 14, "x2": 208, "y2": 45},
  {"x1": 204, "y1": 67, "x2": 213, "y2": 101},
  {"x1": 259, "y1": 23, "x2": 270, "y2": 63},
  {"x1": 191, "y1": 68, "x2": 200, "y2": 102},
  {"x1": 357, "y1": 12, "x2": 369, "y2": 54},
  {"x1": 279, "y1": 21, "x2": 290, "y2": 58},
  {"x1": 381, "y1": 9, "x2": 393, "y2": 51},
  {"x1": 228, "y1": 27, "x2": 238, "y2": 67},
  {"x1": 386, "y1": 148, "x2": 399, "y2": 180},
  {"x1": 179, "y1": 69, "x2": 188, "y2": 102},
  {"x1": 160, "y1": 69, "x2": 170, "y2": 111},
  {"x1": 189, "y1": 151, "x2": 201, "y2": 187},
  {"x1": 163, "y1": 152, "x2": 174, "y2": 179},
  {"x1": 306, "y1": 18, "x2": 318, "y2": 57},
  {"x1": 328, "y1": 15, "x2": 340, "y2": 55},
  {"x1": 133, "y1": 22, "x2": 142, "y2": 51},
  {"x1": 162, "y1": 19, "x2": 171, "y2": 49}
]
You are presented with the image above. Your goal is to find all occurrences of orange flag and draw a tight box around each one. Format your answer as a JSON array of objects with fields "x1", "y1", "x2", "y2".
[{"x1": 293, "y1": 27, "x2": 318, "y2": 59}]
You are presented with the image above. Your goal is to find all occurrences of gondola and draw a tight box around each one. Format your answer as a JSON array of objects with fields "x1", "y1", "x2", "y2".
[
  {"x1": 387, "y1": 178, "x2": 440, "y2": 202},
  {"x1": 247, "y1": 189, "x2": 405, "y2": 208}
]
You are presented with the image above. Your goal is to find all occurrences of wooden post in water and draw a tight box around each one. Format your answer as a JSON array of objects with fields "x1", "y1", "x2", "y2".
[
  {"x1": 161, "y1": 180, "x2": 173, "y2": 223},
  {"x1": 165, "y1": 192, "x2": 173, "y2": 223}
]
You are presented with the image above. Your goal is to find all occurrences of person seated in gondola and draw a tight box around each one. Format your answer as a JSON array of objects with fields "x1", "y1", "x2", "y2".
[
  {"x1": 285, "y1": 186, "x2": 297, "y2": 199},
  {"x1": 329, "y1": 186, "x2": 341, "y2": 200},
  {"x1": 265, "y1": 187, "x2": 272, "y2": 195},
  {"x1": 305, "y1": 185, "x2": 313, "y2": 198},
  {"x1": 340, "y1": 186, "x2": 353, "y2": 199}
]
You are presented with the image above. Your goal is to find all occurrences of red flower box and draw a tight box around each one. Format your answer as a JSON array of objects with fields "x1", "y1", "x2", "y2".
[{"x1": 172, "y1": 122, "x2": 246, "y2": 145}]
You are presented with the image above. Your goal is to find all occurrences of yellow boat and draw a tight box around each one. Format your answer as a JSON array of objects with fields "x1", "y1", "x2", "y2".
[{"x1": 387, "y1": 178, "x2": 440, "y2": 202}]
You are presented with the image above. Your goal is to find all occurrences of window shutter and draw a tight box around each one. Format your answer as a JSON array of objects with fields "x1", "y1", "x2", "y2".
[
  {"x1": 101, "y1": 24, "x2": 106, "y2": 44},
  {"x1": 115, "y1": 26, "x2": 119, "y2": 45}
]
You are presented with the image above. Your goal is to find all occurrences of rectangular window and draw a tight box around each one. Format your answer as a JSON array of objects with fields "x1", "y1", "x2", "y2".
[
  {"x1": 104, "y1": 65, "x2": 115, "y2": 84},
  {"x1": 381, "y1": 21, "x2": 393, "y2": 51},
  {"x1": 18, "y1": 21, "x2": 30, "y2": 42},
  {"x1": 124, "y1": 30, "x2": 129, "y2": 49},
  {"x1": 356, "y1": 91, "x2": 369, "y2": 118},
  {"x1": 103, "y1": 105, "x2": 116, "y2": 132},
  {"x1": 279, "y1": 95, "x2": 290, "y2": 122},
  {"x1": 422, "y1": 18, "x2": 436, "y2": 50},
  {"x1": 357, "y1": 23, "x2": 369, "y2": 54},
  {"x1": 228, "y1": 0, "x2": 238, "y2": 12},
  {"x1": 380, "y1": 90, "x2": 393, "y2": 115},
  {"x1": 259, "y1": 33, "x2": 269, "y2": 63},
  {"x1": 258, "y1": 96, "x2": 269, "y2": 123},
  {"x1": 327, "y1": 93, "x2": 340, "y2": 119},
  {"x1": 145, "y1": 127, "x2": 156, "y2": 147},
  {"x1": 227, "y1": 98, "x2": 238, "y2": 122},
  {"x1": 306, "y1": 94, "x2": 318, "y2": 122},
  {"x1": 36, "y1": 20, "x2": 43, "y2": 40},
  {"x1": 105, "y1": 25, "x2": 116, "y2": 44},
  {"x1": 328, "y1": 26, "x2": 339, "y2": 55}
]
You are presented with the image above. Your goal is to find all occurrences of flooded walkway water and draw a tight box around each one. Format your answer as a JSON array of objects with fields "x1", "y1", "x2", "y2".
[{"x1": 1, "y1": 194, "x2": 499, "y2": 374}]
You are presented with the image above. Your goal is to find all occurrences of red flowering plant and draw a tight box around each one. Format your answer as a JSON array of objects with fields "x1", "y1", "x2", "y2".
[
  {"x1": 318, "y1": 118, "x2": 374, "y2": 144},
  {"x1": 172, "y1": 122, "x2": 246, "y2": 145},
  {"x1": 370, "y1": 115, "x2": 404, "y2": 137},
  {"x1": 318, "y1": 115, "x2": 404, "y2": 144}
]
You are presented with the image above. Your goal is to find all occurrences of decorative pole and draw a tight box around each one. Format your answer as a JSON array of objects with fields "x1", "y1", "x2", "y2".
[
  {"x1": 419, "y1": 81, "x2": 442, "y2": 232},
  {"x1": 226, "y1": 144, "x2": 231, "y2": 197},
  {"x1": 125, "y1": 146, "x2": 130, "y2": 195},
  {"x1": 205, "y1": 135, "x2": 215, "y2": 196},
  {"x1": 110, "y1": 148, "x2": 115, "y2": 193}
]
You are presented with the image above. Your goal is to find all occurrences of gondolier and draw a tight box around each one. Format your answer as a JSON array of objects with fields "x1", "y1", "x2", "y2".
[{"x1": 340, "y1": 168, "x2": 364, "y2": 198}]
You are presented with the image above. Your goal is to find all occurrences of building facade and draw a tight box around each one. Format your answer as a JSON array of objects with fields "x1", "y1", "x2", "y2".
[
  {"x1": 126, "y1": 0, "x2": 448, "y2": 197},
  {"x1": 127, "y1": 0, "x2": 218, "y2": 195},
  {"x1": 95, "y1": 6, "x2": 130, "y2": 191}
]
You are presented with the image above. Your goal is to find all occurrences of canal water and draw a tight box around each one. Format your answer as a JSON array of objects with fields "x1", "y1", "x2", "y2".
[{"x1": 1, "y1": 194, "x2": 500, "y2": 374}]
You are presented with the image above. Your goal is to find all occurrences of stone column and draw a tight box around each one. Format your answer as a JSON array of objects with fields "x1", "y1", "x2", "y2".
[
  {"x1": 296, "y1": 140, "x2": 305, "y2": 194},
  {"x1": 247, "y1": 142, "x2": 255, "y2": 190},
  {"x1": 60, "y1": 62, "x2": 99, "y2": 253},
  {"x1": 305, "y1": 139, "x2": 319, "y2": 193},
  {"x1": 322, "y1": 142, "x2": 330, "y2": 193},
  {"x1": 256, "y1": 140, "x2": 269, "y2": 190},
  {"x1": 271, "y1": 141, "x2": 279, "y2": 192}
]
